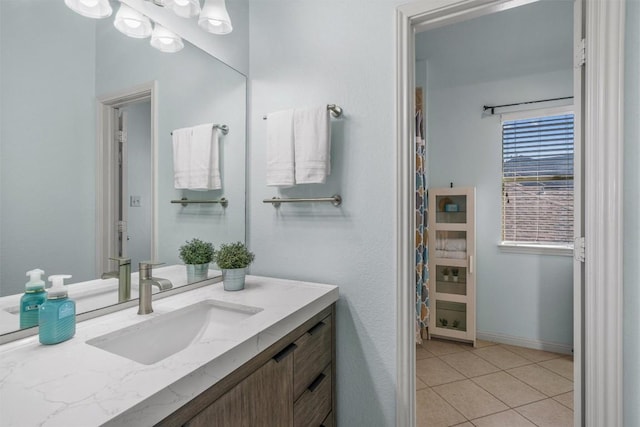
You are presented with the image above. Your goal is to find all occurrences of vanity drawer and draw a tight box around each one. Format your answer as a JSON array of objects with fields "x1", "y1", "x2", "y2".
[
  {"x1": 293, "y1": 364, "x2": 332, "y2": 427},
  {"x1": 293, "y1": 315, "x2": 332, "y2": 400}
]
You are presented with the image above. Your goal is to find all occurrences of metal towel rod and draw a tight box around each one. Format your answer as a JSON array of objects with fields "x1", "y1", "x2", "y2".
[
  {"x1": 171, "y1": 197, "x2": 228, "y2": 208},
  {"x1": 263, "y1": 195, "x2": 342, "y2": 208},
  {"x1": 262, "y1": 104, "x2": 343, "y2": 120},
  {"x1": 170, "y1": 124, "x2": 229, "y2": 135}
]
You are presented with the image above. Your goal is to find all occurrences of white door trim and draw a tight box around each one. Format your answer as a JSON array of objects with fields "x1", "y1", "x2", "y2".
[
  {"x1": 395, "y1": 1, "x2": 625, "y2": 426},
  {"x1": 96, "y1": 81, "x2": 159, "y2": 275}
]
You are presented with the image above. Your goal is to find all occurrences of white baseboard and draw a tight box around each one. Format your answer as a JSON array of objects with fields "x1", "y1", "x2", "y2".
[{"x1": 477, "y1": 331, "x2": 573, "y2": 356}]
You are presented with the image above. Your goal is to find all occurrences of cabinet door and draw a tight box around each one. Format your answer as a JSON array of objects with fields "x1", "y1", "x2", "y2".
[
  {"x1": 186, "y1": 350, "x2": 294, "y2": 427},
  {"x1": 242, "y1": 356, "x2": 293, "y2": 427},
  {"x1": 185, "y1": 384, "x2": 243, "y2": 427}
]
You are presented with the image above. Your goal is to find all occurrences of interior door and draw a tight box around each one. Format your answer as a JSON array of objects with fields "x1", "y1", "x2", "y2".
[
  {"x1": 115, "y1": 108, "x2": 129, "y2": 260},
  {"x1": 572, "y1": 0, "x2": 585, "y2": 423}
]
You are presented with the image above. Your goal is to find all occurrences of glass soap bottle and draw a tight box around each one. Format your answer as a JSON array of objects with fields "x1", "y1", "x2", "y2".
[{"x1": 39, "y1": 275, "x2": 75, "y2": 345}]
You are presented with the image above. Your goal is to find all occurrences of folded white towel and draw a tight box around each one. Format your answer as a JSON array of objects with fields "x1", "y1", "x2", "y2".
[
  {"x1": 293, "y1": 106, "x2": 331, "y2": 184},
  {"x1": 266, "y1": 109, "x2": 295, "y2": 187},
  {"x1": 172, "y1": 124, "x2": 221, "y2": 190}
]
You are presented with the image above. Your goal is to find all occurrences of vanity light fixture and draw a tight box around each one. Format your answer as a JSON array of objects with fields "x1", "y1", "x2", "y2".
[
  {"x1": 64, "y1": 0, "x2": 112, "y2": 19},
  {"x1": 150, "y1": 23, "x2": 185, "y2": 52},
  {"x1": 198, "y1": 0, "x2": 233, "y2": 34},
  {"x1": 165, "y1": 0, "x2": 201, "y2": 18},
  {"x1": 114, "y1": 3, "x2": 153, "y2": 39}
]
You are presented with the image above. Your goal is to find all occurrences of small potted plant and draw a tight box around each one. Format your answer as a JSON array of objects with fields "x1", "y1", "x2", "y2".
[
  {"x1": 179, "y1": 238, "x2": 215, "y2": 284},
  {"x1": 214, "y1": 241, "x2": 255, "y2": 291},
  {"x1": 451, "y1": 268, "x2": 459, "y2": 282},
  {"x1": 442, "y1": 267, "x2": 450, "y2": 281}
]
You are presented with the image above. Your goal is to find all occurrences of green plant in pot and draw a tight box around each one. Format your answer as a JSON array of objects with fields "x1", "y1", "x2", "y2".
[
  {"x1": 214, "y1": 242, "x2": 255, "y2": 291},
  {"x1": 179, "y1": 238, "x2": 215, "y2": 284}
]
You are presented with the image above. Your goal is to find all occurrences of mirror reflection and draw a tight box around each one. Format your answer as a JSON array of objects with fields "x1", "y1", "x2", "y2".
[{"x1": 0, "y1": 0, "x2": 246, "y2": 336}]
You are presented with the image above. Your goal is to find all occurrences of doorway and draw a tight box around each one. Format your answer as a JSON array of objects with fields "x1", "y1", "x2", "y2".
[
  {"x1": 396, "y1": 0, "x2": 625, "y2": 426},
  {"x1": 96, "y1": 82, "x2": 158, "y2": 276}
]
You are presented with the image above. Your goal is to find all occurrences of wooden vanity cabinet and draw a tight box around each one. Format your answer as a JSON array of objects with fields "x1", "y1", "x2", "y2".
[{"x1": 158, "y1": 304, "x2": 336, "y2": 427}]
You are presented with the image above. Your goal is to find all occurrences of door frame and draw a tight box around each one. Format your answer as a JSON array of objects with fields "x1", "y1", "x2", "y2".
[
  {"x1": 96, "y1": 81, "x2": 159, "y2": 275},
  {"x1": 395, "y1": 1, "x2": 625, "y2": 426}
]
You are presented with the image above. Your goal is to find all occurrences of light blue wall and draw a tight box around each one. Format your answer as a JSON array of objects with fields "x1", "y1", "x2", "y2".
[
  {"x1": 95, "y1": 21, "x2": 247, "y2": 267},
  {"x1": 416, "y1": 1, "x2": 574, "y2": 349},
  {"x1": 123, "y1": 101, "x2": 152, "y2": 270},
  {"x1": 624, "y1": 0, "x2": 640, "y2": 424},
  {"x1": 0, "y1": 1, "x2": 96, "y2": 295},
  {"x1": 248, "y1": 0, "x2": 400, "y2": 424}
]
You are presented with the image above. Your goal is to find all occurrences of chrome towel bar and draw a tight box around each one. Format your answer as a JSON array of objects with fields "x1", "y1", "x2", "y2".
[
  {"x1": 263, "y1": 195, "x2": 342, "y2": 208},
  {"x1": 170, "y1": 124, "x2": 229, "y2": 135},
  {"x1": 171, "y1": 197, "x2": 228, "y2": 208},
  {"x1": 262, "y1": 104, "x2": 343, "y2": 120}
]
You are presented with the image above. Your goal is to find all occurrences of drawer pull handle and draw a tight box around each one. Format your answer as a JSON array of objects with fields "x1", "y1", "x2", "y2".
[
  {"x1": 308, "y1": 321, "x2": 327, "y2": 336},
  {"x1": 273, "y1": 343, "x2": 297, "y2": 363},
  {"x1": 307, "y1": 373, "x2": 326, "y2": 392}
]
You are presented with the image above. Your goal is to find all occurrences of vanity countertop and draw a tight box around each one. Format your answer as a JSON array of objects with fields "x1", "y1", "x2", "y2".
[{"x1": 0, "y1": 275, "x2": 338, "y2": 427}]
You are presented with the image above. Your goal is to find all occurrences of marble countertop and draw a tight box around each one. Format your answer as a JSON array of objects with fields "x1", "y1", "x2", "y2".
[{"x1": 0, "y1": 275, "x2": 338, "y2": 427}]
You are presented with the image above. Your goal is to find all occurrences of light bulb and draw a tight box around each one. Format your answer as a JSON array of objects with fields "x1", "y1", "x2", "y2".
[
  {"x1": 80, "y1": 0, "x2": 99, "y2": 6},
  {"x1": 123, "y1": 18, "x2": 142, "y2": 29},
  {"x1": 174, "y1": 0, "x2": 190, "y2": 5},
  {"x1": 207, "y1": 19, "x2": 223, "y2": 26},
  {"x1": 159, "y1": 37, "x2": 174, "y2": 45}
]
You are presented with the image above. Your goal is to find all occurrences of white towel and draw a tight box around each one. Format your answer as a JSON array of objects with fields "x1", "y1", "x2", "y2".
[
  {"x1": 293, "y1": 106, "x2": 331, "y2": 184},
  {"x1": 172, "y1": 124, "x2": 221, "y2": 190},
  {"x1": 266, "y1": 109, "x2": 295, "y2": 186}
]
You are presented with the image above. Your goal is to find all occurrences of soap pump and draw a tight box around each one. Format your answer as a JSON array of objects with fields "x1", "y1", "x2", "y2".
[
  {"x1": 39, "y1": 275, "x2": 76, "y2": 345},
  {"x1": 19, "y1": 269, "x2": 47, "y2": 329}
]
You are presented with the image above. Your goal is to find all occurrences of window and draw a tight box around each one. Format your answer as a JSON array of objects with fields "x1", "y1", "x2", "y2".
[{"x1": 501, "y1": 110, "x2": 574, "y2": 249}]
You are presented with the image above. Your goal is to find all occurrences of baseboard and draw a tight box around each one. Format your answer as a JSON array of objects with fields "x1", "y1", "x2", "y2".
[{"x1": 477, "y1": 331, "x2": 573, "y2": 355}]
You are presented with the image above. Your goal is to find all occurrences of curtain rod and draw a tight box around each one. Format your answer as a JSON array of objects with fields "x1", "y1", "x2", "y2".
[{"x1": 483, "y1": 96, "x2": 574, "y2": 115}]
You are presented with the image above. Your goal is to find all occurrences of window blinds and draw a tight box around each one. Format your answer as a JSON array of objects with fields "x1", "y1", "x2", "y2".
[{"x1": 502, "y1": 113, "x2": 574, "y2": 245}]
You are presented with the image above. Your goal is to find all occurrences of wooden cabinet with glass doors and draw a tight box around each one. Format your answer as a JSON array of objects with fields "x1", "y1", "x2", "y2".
[{"x1": 428, "y1": 187, "x2": 476, "y2": 346}]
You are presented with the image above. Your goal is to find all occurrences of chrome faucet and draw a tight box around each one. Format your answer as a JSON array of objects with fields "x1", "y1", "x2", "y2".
[
  {"x1": 138, "y1": 262, "x2": 173, "y2": 315},
  {"x1": 101, "y1": 257, "x2": 131, "y2": 303}
]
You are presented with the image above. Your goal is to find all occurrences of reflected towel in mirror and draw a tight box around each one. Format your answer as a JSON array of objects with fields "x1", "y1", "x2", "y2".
[{"x1": 172, "y1": 123, "x2": 221, "y2": 190}]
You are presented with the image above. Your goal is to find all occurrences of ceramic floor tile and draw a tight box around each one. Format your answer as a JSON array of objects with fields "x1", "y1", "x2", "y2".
[
  {"x1": 416, "y1": 376, "x2": 428, "y2": 390},
  {"x1": 472, "y1": 371, "x2": 546, "y2": 408},
  {"x1": 416, "y1": 387, "x2": 466, "y2": 427},
  {"x1": 516, "y1": 398, "x2": 573, "y2": 427},
  {"x1": 417, "y1": 345, "x2": 437, "y2": 360},
  {"x1": 470, "y1": 409, "x2": 537, "y2": 427},
  {"x1": 507, "y1": 364, "x2": 573, "y2": 396},
  {"x1": 501, "y1": 345, "x2": 564, "y2": 363},
  {"x1": 433, "y1": 379, "x2": 508, "y2": 420},
  {"x1": 538, "y1": 357, "x2": 574, "y2": 380},
  {"x1": 475, "y1": 339, "x2": 497, "y2": 348},
  {"x1": 440, "y1": 350, "x2": 501, "y2": 378},
  {"x1": 553, "y1": 391, "x2": 574, "y2": 410},
  {"x1": 451, "y1": 423, "x2": 473, "y2": 427},
  {"x1": 472, "y1": 345, "x2": 532, "y2": 370},
  {"x1": 417, "y1": 357, "x2": 465, "y2": 387},
  {"x1": 422, "y1": 339, "x2": 470, "y2": 356}
]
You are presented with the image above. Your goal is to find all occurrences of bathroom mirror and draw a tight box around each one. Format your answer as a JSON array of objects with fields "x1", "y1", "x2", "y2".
[{"x1": 0, "y1": 0, "x2": 246, "y2": 338}]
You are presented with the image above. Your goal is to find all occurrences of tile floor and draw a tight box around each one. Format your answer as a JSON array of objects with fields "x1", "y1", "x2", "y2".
[{"x1": 416, "y1": 339, "x2": 573, "y2": 427}]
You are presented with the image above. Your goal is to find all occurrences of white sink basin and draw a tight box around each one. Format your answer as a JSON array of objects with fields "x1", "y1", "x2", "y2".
[{"x1": 86, "y1": 299, "x2": 262, "y2": 365}]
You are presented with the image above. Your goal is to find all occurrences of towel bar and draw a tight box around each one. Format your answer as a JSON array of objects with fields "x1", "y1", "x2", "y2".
[
  {"x1": 170, "y1": 124, "x2": 229, "y2": 135},
  {"x1": 263, "y1": 195, "x2": 342, "y2": 208},
  {"x1": 262, "y1": 104, "x2": 343, "y2": 120},
  {"x1": 171, "y1": 197, "x2": 228, "y2": 208}
]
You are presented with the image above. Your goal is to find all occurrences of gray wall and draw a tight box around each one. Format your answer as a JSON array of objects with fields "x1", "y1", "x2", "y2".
[
  {"x1": 624, "y1": 0, "x2": 640, "y2": 424},
  {"x1": 417, "y1": 0, "x2": 574, "y2": 349},
  {"x1": 0, "y1": 1, "x2": 96, "y2": 294}
]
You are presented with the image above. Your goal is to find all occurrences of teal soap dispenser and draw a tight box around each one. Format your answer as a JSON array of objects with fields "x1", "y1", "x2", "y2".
[
  {"x1": 20, "y1": 269, "x2": 47, "y2": 329},
  {"x1": 39, "y1": 275, "x2": 75, "y2": 345}
]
